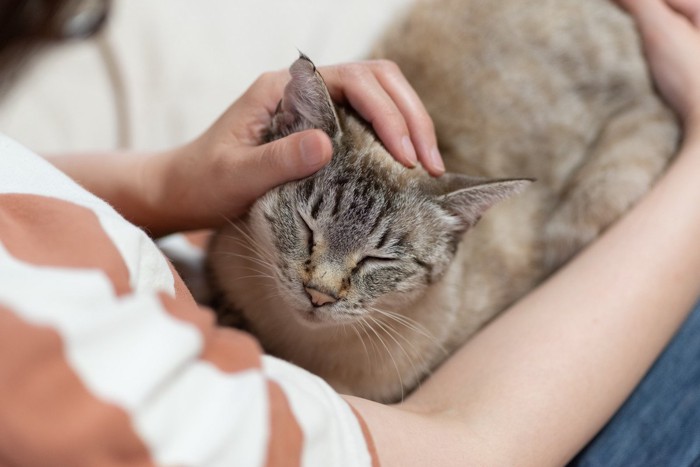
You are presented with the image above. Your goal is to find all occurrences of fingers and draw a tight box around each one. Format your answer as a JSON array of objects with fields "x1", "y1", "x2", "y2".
[
  {"x1": 617, "y1": 0, "x2": 700, "y2": 125},
  {"x1": 235, "y1": 129, "x2": 332, "y2": 199},
  {"x1": 239, "y1": 59, "x2": 445, "y2": 176},
  {"x1": 321, "y1": 61, "x2": 445, "y2": 176},
  {"x1": 372, "y1": 61, "x2": 445, "y2": 176},
  {"x1": 618, "y1": 0, "x2": 698, "y2": 41},
  {"x1": 666, "y1": 0, "x2": 700, "y2": 26},
  {"x1": 327, "y1": 65, "x2": 418, "y2": 168},
  {"x1": 619, "y1": 0, "x2": 683, "y2": 39}
]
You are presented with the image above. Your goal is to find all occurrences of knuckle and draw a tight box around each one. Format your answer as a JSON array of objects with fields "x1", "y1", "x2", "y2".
[
  {"x1": 254, "y1": 70, "x2": 281, "y2": 88},
  {"x1": 263, "y1": 138, "x2": 298, "y2": 175},
  {"x1": 383, "y1": 110, "x2": 409, "y2": 133},
  {"x1": 341, "y1": 62, "x2": 370, "y2": 81},
  {"x1": 373, "y1": 59, "x2": 402, "y2": 75},
  {"x1": 260, "y1": 144, "x2": 281, "y2": 171},
  {"x1": 377, "y1": 97, "x2": 406, "y2": 124}
]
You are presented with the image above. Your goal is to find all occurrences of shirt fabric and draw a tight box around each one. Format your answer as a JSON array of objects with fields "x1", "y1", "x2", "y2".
[{"x1": 0, "y1": 133, "x2": 378, "y2": 467}]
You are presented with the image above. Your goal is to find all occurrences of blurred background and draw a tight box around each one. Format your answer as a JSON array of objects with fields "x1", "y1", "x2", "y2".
[{"x1": 0, "y1": 0, "x2": 410, "y2": 154}]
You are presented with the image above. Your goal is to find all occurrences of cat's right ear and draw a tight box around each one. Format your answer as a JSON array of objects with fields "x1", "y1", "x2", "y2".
[
  {"x1": 268, "y1": 54, "x2": 342, "y2": 141},
  {"x1": 436, "y1": 175, "x2": 533, "y2": 231}
]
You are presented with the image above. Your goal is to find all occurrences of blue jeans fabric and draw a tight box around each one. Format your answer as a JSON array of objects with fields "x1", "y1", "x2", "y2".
[{"x1": 570, "y1": 300, "x2": 700, "y2": 466}]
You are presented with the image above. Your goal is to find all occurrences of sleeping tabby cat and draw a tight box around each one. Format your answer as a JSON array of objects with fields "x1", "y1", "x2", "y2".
[{"x1": 207, "y1": 0, "x2": 679, "y2": 403}]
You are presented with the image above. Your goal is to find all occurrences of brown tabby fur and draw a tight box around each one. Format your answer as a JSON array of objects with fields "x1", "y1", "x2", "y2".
[{"x1": 208, "y1": 0, "x2": 679, "y2": 402}]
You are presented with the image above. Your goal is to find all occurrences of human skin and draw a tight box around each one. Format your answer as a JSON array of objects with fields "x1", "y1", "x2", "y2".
[
  {"x1": 47, "y1": 60, "x2": 444, "y2": 238},
  {"x1": 45, "y1": 0, "x2": 700, "y2": 464},
  {"x1": 345, "y1": 0, "x2": 700, "y2": 465}
]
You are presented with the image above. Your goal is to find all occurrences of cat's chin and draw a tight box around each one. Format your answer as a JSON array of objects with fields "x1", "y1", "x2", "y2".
[{"x1": 291, "y1": 305, "x2": 364, "y2": 329}]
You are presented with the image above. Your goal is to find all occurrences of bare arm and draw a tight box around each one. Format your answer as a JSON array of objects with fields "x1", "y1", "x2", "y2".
[
  {"x1": 348, "y1": 135, "x2": 700, "y2": 466},
  {"x1": 347, "y1": 1, "x2": 700, "y2": 465}
]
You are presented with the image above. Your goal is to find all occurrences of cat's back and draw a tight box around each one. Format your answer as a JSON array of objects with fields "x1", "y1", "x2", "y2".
[
  {"x1": 376, "y1": 0, "x2": 678, "y2": 346},
  {"x1": 375, "y1": 0, "x2": 651, "y2": 182}
]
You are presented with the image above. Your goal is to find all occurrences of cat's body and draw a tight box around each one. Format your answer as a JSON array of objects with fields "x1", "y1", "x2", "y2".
[{"x1": 208, "y1": 0, "x2": 678, "y2": 402}]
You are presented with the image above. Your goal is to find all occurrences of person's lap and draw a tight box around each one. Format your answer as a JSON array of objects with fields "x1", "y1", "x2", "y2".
[{"x1": 570, "y1": 299, "x2": 700, "y2": 466}]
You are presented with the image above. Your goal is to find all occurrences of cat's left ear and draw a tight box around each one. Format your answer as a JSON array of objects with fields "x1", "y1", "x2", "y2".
[
  {"x1": 436, "y1": 174, "x2": 533, "y2": 231},
  {"x1": 268, "y1": 54, "x2": 342, "y2": 141}
]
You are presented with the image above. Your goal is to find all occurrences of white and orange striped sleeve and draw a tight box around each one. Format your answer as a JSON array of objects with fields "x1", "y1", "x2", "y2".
[{"x1": 0, "y1": 133, "x2": 379, "y2": 467}]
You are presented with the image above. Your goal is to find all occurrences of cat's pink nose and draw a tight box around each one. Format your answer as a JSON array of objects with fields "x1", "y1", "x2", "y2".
[{"x1": 304, "y1": 286, "x2": 337, "y2": 307}]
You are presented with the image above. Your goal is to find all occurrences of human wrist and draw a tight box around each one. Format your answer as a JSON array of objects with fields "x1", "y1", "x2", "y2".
[
  {"x1": 684, "y1": 114, "x2": 700, "y2": 148},
  {"x1": 679, "y1": 116, "x2": 700, "y2": 156},
  {"x1": 137, "y1": 144, "x2": 197, "y2": 237}
]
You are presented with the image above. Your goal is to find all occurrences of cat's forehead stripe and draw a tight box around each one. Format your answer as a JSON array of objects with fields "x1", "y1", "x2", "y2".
[
  {"x1": 362, "y1": 197, "x2": 376, "y2": 218},
  {"x1": 367, "y1": 212, "x2": 383, "y2": 237},
  {"x1": 310, "y1": 194, "x2": 324, "y2": 219},
  {"x1": 376, "y1": 229, "x2": 392, "y2": 249},
  {"x1": 331, "y1": 186, "x2": 344, "y2": 217},
  {"x1": 302, "y1": 178, "x2": 315, "y2": 200},
  {"x1": 396, "y1": 232, "x2": 409, "y2": 249}
]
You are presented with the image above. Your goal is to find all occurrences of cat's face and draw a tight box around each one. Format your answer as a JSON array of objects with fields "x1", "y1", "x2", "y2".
[
  {"x1": 250, "y1": 118, "x2": 463, "y2": 325},
  {"x1": 237, "y1": 55, "x2": 529, "y2": 327}
]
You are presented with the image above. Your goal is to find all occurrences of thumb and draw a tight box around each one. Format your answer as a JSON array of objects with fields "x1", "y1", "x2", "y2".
[
  {"x1": 667, "y1": 0, "x2": 700, "y2": 27},
  {"x1": 618, "y1": 0, "x2": 685, "y2": 39},
  {"x1": 246, "y1": 129, "x2": 332, "y2": 191}
]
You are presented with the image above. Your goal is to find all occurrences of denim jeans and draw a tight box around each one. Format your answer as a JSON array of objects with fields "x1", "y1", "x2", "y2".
[{"x1": 570, "y1": 300, "x2": 700, "y2": 466}]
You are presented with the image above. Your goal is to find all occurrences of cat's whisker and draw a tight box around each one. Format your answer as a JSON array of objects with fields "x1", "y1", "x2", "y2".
[
  {"x1": 214, "y1": 263, "x2": 272, "y2": 275},
  {"x1": 215, "y1": 246, "x2": 275, "y2": 266},
  {"x1": 362, "y1": 316, "x2": 405, "y2": 402},
  {"x1": 370, "y1": 307, "x2": 432, "y2": 335},
  {"x1": 229, "y1": 268, "x2": 271, "y2": 277},
  {"x1": 369, "y1": 316, "x2": 423, "y2": 393},
  {"x1": 367, "y1": 308, "x2": 445, "y2": 397},
  {"x1": 222, "y1": 241, "x2": 274, "y2": 266},
  {"x1": 371, "y1": 314, "x2": 423, "y2": 360},
  {"x1": 257, "y1": 289, "x2": 289, "y2": 304},
  {"x1": 369, "y1": 306, "x2": 449, "y2": 357},
  {"x1": 221, "y1": 217, "x2": 260, "y2": 245},
  {"x1": 218, "y1": 219, "x2": 276, "y2": 264},
  {"x1": 227, "y1": 221, "x2": 271, "y2": 256},
  {"x1": 217, "y1": 251, "x2": 274, "y2": 269},
  {"x1": 231, "y1": 274, "x2": 276, "y2": 282},
  {"x1": 216, "y1": 251, "x2": 277, "y2": 271},
  {"x1": 221, "y1": 235, "x2": 276, "y2": 265},
  {"x1": 370, "y1": 307, "x2": 432, "y2": 337},
  {"x1": 213, "y1": 265, "x2": 278, "y2": 283},
  {"x1": 357, "y1": 318, "x2": 380, "y2": 364},
  {"x1": 349, "y1": 321, "x2": 371, "y2": 364}
]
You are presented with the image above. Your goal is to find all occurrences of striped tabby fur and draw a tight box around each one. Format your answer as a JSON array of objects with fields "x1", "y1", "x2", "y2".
[{"x1": 208, "y1": 0, "x2": 679, "y2": 402}]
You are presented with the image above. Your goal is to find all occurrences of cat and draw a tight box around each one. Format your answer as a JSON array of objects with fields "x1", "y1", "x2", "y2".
[{"x1": 207, "y1": 0, "x2": 679, "y2": 403}]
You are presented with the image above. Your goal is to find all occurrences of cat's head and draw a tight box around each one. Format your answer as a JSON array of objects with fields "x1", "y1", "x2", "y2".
[{"x1": 246, "y1": 55, "x2": 530, "y2": 326}]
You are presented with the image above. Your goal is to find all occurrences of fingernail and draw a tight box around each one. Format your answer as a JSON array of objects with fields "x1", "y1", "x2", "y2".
[
  {"x1": 402, "y1": 136, "x2": 418, "y2": 167},
  {"x1": 300, "y1": 134, "x2": 326, "y2": 168},
  {"x1": 431, "y1": 147, "x2": 445, "y2": 173}
]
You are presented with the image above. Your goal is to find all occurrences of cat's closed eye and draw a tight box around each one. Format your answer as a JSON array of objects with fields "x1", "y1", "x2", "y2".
[
  {"x1": 355, "y1": 256, "x2": 398, "y2": 272},
  {"x1": 298, "y1": 212, "x2": 314, "y2": 254}
]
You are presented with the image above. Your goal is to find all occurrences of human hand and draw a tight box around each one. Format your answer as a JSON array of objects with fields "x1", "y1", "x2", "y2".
[
  {"x1": 616, "y1": 0, "x2": 700, "y2": 138},
  {"x1": 316, "y1": 60, "x2": 444, "y2": 175},
  {"x1": 143, "y1": 60, "x2": 442, "y2": 234}
]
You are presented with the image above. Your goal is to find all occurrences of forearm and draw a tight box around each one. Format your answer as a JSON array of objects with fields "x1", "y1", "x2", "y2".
[
  {"x1": 348, "y1": 135, "x2": 700, "y2": 466},
  {"x1": 47, "y1": 149, "x2": 182, "y2": 237},
  {"x1": 408, "y1": 137, "x2": 700, "y2": 464}
]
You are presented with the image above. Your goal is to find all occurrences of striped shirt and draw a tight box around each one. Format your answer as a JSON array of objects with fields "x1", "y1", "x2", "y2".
[{"x1": 0, "y1": 133, "x2": 378, "y2": 467}]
